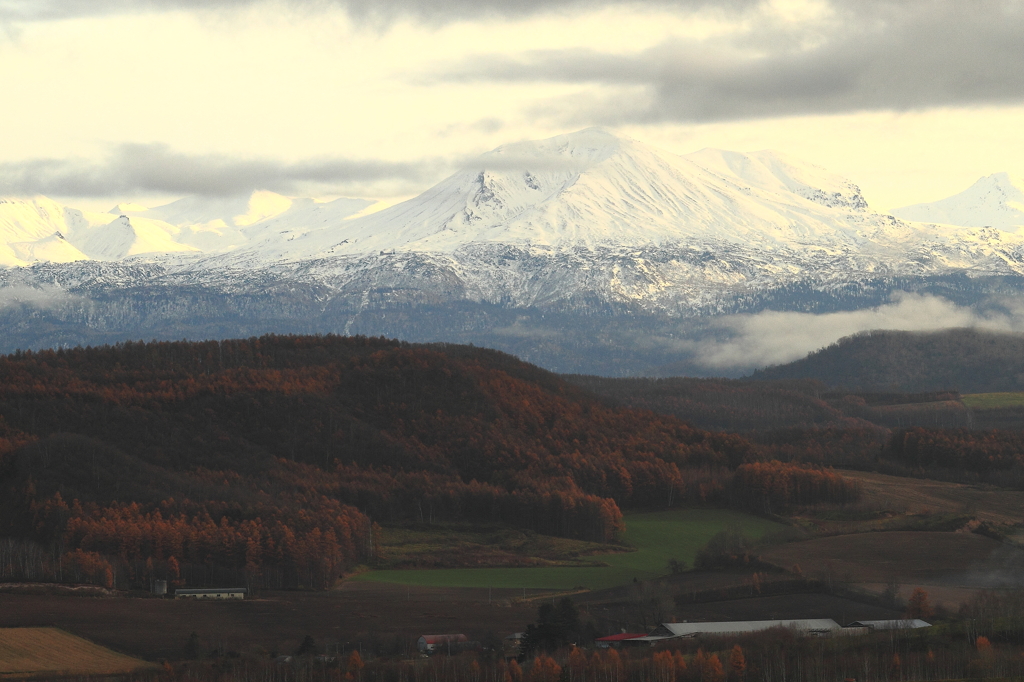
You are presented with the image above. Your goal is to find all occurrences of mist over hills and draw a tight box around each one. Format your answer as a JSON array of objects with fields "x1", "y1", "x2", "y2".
[{"x1": 3, "y1": 129, "x2": 1024, "y2": 375}]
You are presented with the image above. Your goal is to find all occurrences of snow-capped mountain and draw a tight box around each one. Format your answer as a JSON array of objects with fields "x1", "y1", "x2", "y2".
[
  {"x1": 0, "y1": 191, "x2": 374, "y2": 266},
  {"x1": 0, "y1": 195, "x2": 198, "y2": 265},
  {"x1": 258, "y1": 129, "x2": 888, "y2": 260},
  {"x1": 117, "y1": 191, "x2": 373, "y2": 253},
  {"x1": 3, "y1": 128, "x2": 1024, "y2": 374},
  {"x1": 892, "y1": 173, "x2": 1024, "y2": 232}
]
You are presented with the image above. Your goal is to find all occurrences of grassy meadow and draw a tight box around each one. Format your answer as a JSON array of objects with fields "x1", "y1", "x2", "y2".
[
  {"x1": 961, "y1": 392, "x2": 1024, "y2": 409},
  {"x1": 355, "y1": 509, "x2": 784, "y2": 590}
]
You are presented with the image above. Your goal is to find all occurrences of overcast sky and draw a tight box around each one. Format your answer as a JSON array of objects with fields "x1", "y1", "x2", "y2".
[{"x1": 1, "y1": 0, "x2": 1022, "y2": 210}]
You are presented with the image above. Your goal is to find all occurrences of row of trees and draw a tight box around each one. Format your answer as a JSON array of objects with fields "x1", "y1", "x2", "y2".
[
  {"x1": 122, "y1": 626, "x2": 1024, "y2": 682},
  {"x1": 731, "y1": 461, "x2": 862, "y2": 514}
]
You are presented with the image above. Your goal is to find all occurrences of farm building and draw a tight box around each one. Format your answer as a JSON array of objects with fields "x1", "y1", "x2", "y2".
[
  {"x1": 847, "y1": 619, "x2": 931, "y2": 631},
  {"x1": 173, "y1": 587, "x2": 247, "y2": 600},
  {"x1": 595, "y1": 633, "x2": 647, "y2": 648},
  {"x1": 418, "y1": 634, "x2": 469, "y2": 654},
  {"x1": 503, "y1": 633, "x2": 525, "y2": 659},
  {"x1": 638, "y1": 619, "x2": 842, "y2": 642}
]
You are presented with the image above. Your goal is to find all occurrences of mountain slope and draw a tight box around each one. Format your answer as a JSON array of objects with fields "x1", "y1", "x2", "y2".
[
  {"x1": 206, "y1": 129, "x2": 1024, "y2": 315},
  {"x1": 0, "y1": 198, "x2": 91, "y2": 266},
  {"x1": 0, "y1": 197, "x2": 199, "y2": 264},
  {"x1": 119, "y1": 191, "x2": 373, "y2": 253},
  {"x1": 892, "y1": 173, "x2": 1024, "y2": 231},
  {"x1": 750, "y1": 328, "x2": 1024, "y2": 392}
]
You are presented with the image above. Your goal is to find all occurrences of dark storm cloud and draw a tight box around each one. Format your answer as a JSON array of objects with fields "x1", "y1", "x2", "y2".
[
  {"x1": 441, "y1": 0, "x2": 1024, "y2": 123},
  {"x1": 0, "y1": 144, "x2": 444, "y2": 197},
  {"x1": 0, "y1": 0, "x2": 757, "y2": 24}
]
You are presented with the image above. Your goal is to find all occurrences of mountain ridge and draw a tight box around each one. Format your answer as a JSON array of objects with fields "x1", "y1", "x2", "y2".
[{"x1": 3, "y1": 130, "x2": 1024, "y2": 374}]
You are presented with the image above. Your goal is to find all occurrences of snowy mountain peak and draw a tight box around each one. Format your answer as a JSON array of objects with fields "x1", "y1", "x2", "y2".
[
  {"x1": 891, "y1": 173, "x2": 1024, "y2": 230},
  {"x1": 264, "y1": 129, "x2": 894, "y2": 261},
  {"x1": 482, "y1": 127, "x2": 625, "y2": 171},
  {"x1": 683, "y1": 147, "x2": 869, "y2": 211}
]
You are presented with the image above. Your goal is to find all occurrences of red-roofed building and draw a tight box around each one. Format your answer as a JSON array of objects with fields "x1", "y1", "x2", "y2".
[
  {"x1": 595, "y1": 633, "x2": 647, "y2": 648},
  {"x1": 418, "y1": 634, "x2": 469, "y2": 654}
]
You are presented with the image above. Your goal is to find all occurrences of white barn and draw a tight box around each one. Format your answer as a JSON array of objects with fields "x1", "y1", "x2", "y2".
[
  {"x1": 174, "y1": 587, "x2": 247, "y2": 600},
  {"x1": 636, "y1": 619, "x2": 842, "y2": 642}
]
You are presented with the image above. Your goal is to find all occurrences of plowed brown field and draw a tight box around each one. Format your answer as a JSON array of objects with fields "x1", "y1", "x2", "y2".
[
  {"x1": 0, "y1": 627, "x2": 157, "y2": 679},
  {"x1": 759, "y1": 531, "x2": 1011, "y2": 584}
]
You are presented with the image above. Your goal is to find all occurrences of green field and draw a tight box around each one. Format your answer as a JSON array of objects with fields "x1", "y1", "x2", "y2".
[
  {"x1": 354, "y1": 509, "x2": 784, "y2": 590},
  {"x1": 962, "y1": 392, "x2": 1024, "y2": 409}
]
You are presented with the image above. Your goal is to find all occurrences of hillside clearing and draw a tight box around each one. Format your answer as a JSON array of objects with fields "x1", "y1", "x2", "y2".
[
  {"x1": 357, "y1": 509, "x2": 785, "y2": 590},
  {"x1": 838, "y1": 470, "x2": 1024, "y2": 526}
]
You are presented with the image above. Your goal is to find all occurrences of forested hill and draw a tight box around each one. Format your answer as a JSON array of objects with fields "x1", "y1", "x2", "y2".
[
  {"x1": 750, "y1": 328, "x2": 1024, "y2": 393},
  {"x1": 0, "y1": 335, "x2": 856, "y2": 591}
]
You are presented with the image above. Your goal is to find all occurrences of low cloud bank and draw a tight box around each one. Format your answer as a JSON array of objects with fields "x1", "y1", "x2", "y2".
[
  {"x1": 691, "y1": 293, "x2": 1024, "y2": 370},
  {"x1": 444, "y1": 0, "x2": 1024, "y2": 125},
  {"x1": 0, "y1": 285, "x2": 83, "y2": 311},
  {"x1": 0, "y1": 144, "x2": 445, "y2": 199},
  {"x1": 0, "y1": 0, "x2": 752, "y2": 25}
]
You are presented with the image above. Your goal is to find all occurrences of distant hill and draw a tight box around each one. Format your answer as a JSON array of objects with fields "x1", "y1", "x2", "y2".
[
  {"x1": 564, "y1": 375, "x2": 969, "y2": 432},
  {"x1": 7, "y1": 335, "x2": 843, "y2": 591},
  {"x1": 750, "y1": 328, "x2": 1024, "y2": 393}
]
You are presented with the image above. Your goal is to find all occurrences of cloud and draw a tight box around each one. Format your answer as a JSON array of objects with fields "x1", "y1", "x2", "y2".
[
  {"x1": 0, "y1": 144, "x2": 447, "y2": 198},
  {"x1": 441, "y1": 0, "x2": 1024, "y2": 123},
  {"x1": 0, "y1": 285, "x2": 82, "y2": 311},
  {"x1": 0, "y1": 0, "x2": 757, "y2": 25},
  {"x1": 688, "y1": 293, "x2": 1024, "y2": 369}
]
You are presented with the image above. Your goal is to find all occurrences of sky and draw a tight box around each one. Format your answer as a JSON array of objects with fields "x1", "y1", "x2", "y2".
[{"x1": 1, "y1": 0, "x2": 1023, "y2": 212}]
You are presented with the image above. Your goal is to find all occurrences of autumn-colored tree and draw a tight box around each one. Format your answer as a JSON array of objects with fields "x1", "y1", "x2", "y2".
[
  {"x1": 672, "y1": 651, "x2": 688, "y2": 678},
  {"x1": 651, "y1": 650, "x2": 675, "y2": 682},
  {"x1": 567, "y1": 647, "x2": 588, "y2": 682},
  {"x1": 905, "y1": 587, "x2": 934, "y2": 620},
  {"x1": 506, "y1": 659, "x2": 523, "y2": 682},
  {"x1": 729, "y1": 645, "x2": 746, "y2": 682},
  {"x1": 528, "y1": 656, "x2": 562, "y2": 682},
  {"x1": 347, "y1": 650, "x2": 364, "y2": 682},
  {"x1": 692, "y1": 649, "x2": 726, "y2": 682},
  {"x1": 977, "y1": 636, "x2": 993, "y2": 655}
]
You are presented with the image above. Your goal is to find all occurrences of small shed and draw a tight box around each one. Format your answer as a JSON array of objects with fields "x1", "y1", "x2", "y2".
[
  {"x1": 173, "y1": 587, "x2": 247, "y2": 600},
  {"x1": 418, "y1": 634, "x2": 469, "y2": 654}
]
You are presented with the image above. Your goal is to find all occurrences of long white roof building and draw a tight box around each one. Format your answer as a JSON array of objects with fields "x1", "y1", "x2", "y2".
[{"x1": 637, "y1": 620, "x2": 842, "y2": 642}]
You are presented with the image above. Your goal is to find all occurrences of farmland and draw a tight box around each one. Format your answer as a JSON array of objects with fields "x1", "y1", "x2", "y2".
[
  {"x1": 358, "y1": 509, "x2": 785, "y2": 590},
  {"x1": 758, "y1": 530, "x2": 1012, "y2": 586},
  {"x1": 0, "y1": 585, "x2": 538, "y2": 662},
  {"x1": 836, "y1": 469, "x2": 1024, "y2": 526},
  {"x1": 376, "y1": 524, "x2": 620, "y2": 569},
  {"x1": 962, "y1": 392, "x2": 1024, "y2": 409},
  {"x1": 0, "y1": 627, "x2": 157, "y2": 679}
]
